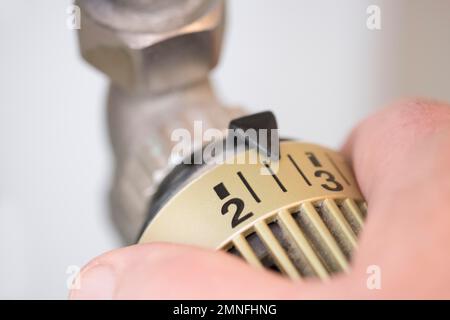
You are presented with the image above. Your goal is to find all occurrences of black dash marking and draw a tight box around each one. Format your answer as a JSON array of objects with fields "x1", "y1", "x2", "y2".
[
  {"x1": 213, "y1": 182, "x2": 230, "y2": 200},
  {"x1": 237, "y1": 171, "x2": 261, "y2": 203},
  {"x1": 263, "y1": 163, "x2": 287, "y2": 192},
  {"x1": 305, "y1": 152, "x2": 322, "y2": 167},
  {"x1": 325, "y1": 153, "x2": 351, "y2": 186},
  {"x1": 287, "y1": 154, "x2": 312, "y2": 186}
]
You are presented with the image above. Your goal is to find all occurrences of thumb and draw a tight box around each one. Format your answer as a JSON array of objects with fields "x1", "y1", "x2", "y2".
[{"x1": 69, "y1": 242, "x2": 361, "y2": 300}]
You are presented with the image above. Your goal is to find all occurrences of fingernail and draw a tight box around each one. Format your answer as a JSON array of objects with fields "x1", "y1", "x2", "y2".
[{"x1": 69, "y1": 264, "x2": 116, "y2": 300}]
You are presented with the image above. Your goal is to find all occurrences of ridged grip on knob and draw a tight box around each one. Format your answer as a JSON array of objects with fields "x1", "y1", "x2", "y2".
[{"x1": 139, "y1": 141, "x2": 367, "y2": 279}]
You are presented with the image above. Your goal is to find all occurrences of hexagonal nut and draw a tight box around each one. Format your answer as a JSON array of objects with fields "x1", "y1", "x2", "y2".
[{"x1": 76, "y1": 0, "x2": 225, "y2": 93}]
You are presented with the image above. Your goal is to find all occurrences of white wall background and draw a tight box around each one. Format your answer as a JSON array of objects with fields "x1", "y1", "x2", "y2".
[{"x1": 0, "y1": 0, "x2": 449, "y2": 299}]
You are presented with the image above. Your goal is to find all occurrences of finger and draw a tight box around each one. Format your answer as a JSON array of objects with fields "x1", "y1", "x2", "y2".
[
  {"x1": 70, "y1": 242, "x2": 370, "y2": 300},
  {"x1": 342, "y1": 98, "x2": 450, "y2": 201},
  {"x1": 340, "y1": 98, "x2": 450, "y2": 298},
  {"x1": 69, "y1": 243, "x2": 304, "y2": 300}
]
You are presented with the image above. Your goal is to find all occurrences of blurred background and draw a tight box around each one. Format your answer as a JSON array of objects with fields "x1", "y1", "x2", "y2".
[{"x1": 0, "y1": 0, "x2": 449, "y2": 299}]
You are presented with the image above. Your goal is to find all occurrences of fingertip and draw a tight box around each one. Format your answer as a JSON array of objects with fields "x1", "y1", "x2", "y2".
[{"x1": 342, "y1": 98, "x2": 450, "y2": 199}]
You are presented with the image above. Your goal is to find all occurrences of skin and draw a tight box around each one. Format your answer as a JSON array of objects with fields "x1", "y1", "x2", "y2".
[{"x1": 70, "y1": 98, "x2": 450, "y2": 299}]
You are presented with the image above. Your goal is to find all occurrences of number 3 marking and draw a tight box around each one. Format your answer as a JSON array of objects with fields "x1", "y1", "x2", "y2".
[{"x1": 314, "y1": 170, "x2": 344, "y2": 192}]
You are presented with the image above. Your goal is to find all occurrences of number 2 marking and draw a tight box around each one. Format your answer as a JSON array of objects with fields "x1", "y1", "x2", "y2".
[
  {"x1": 214, "y1": 182, "x2": 254, "y2": 229},
  {"x1": 221, "y1": 198, "x2": 254, "y2": 228}
]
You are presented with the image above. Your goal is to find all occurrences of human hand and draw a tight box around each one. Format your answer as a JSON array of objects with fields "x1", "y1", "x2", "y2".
[{"x1": 69, "y1": 99, "x2": 450, "y2": 299}]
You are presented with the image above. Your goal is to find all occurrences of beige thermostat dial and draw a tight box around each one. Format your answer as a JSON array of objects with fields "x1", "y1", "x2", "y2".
[{"x1": 138, "y1": 112, "x2": 366, "y2": 280}]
